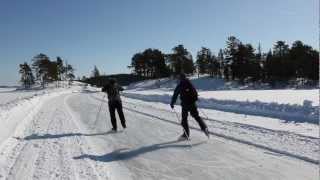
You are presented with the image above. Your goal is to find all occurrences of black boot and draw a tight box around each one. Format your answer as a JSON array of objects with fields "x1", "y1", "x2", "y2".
[{"x1": 178, "y1": 133, "x2": 189, "y2": 141}]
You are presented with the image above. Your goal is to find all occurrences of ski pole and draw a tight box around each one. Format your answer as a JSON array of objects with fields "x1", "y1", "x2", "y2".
[
  {"x1": 94, "y1": 94, "x2": 106, "y2": 126},
  {"x1": 199, "y1": 108, "x2": 209, "y2": 120},
  {"x1": 122, "y1": 99, "x2": 139, "y2": 124},
  {"x1": 198, "y1": 107, "x2": 221, "y2": 143}
]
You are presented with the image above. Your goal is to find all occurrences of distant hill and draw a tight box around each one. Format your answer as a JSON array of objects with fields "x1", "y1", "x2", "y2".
[
  {"x1": 82, "y1": 74, "x2": 150, "y2": 87},
  {"x1": 126, "y1": 75, "x2": 319, "y2": 91}
]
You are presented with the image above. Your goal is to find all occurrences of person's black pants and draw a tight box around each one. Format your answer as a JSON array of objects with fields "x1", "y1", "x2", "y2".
[
  {"x1": 108, "y1": 100, "x2": 126, "y2": 130},
  {"x1": 181, "y1": 103, "x2": 207, "y2": 136}
]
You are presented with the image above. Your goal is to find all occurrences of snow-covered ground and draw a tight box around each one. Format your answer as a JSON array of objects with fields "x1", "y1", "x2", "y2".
[
  {"x1": 0, "y1": 82, "x2": 318, "y2": 180},
  {"x1": 0, "y1": 89, "x2": 50, "y2": 107},
  {"x1": 124, "y1": 78, "x2": 319, "y2": 123},
  {"x1": 126, "y1": 76, "x2": 318, "y2": 105},
  {"x1": 0, "y1": 82, "x2": 72, "y2": 106},
  {"x1": 126, "y1": 89, "x2": 318, "y2": 106},
  {"x1": 0, "y1": 88, "x2": 17, "y2": 93}
]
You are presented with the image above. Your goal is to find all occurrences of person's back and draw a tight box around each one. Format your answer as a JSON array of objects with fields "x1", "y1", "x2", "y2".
[
  {"x1": 178, "y1": 79, "x2": 198, "y2": 105},
  {"x1": 102, "y1": 79, "x2": 126, "y2": 131},
  {"x1": 171, "y1": 74, "x2": 198, "y2": 106},
  {"x1": 102, "y1": 82, "x2": 124, "y2": 102},
  {"x1": 170, "y1": 73, "x2": 209, "y2": 139}
]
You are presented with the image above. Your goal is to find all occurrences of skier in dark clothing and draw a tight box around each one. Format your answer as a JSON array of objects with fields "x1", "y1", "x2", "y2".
[
  {"x1": 102, "y1": 79, "x2": 126, "y2": 131},
  {"x1": 170, "y1": 73, "x2": 209, "y2": 140}
]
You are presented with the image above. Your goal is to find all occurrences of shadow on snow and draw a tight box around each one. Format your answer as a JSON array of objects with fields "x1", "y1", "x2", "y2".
[
  {"x1": 15, "y1": 130, "x2": 117, "y2": 141},
  {"x1": 73, "y1": 140, "x2": 205, "y2": 162}
]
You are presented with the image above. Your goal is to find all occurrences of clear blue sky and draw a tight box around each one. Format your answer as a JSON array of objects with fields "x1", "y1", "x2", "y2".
[{"x1": 0, "y1": 0, "x2": 318, "y2": 85}]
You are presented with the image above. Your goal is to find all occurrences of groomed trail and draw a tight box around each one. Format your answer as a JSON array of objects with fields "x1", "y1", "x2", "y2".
[{"x1": 0, "y1": 87, "x2": 317, "y2": 180}]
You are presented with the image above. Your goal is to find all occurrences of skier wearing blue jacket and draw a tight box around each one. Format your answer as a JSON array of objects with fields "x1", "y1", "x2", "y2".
[{"x1": 170, "y1": 73, "x2": 209, "y2": 140}]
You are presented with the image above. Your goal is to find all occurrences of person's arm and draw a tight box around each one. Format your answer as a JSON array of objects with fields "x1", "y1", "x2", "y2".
[
  {"x1": 117, "y1": 85, "x2": 124, "y2": 91},
  {"x1": 170, "y1": 84, "x2": 180, "y2": 108},
  {"x1": 102, "y1": 84, "x2": 110, "y2": 94}
]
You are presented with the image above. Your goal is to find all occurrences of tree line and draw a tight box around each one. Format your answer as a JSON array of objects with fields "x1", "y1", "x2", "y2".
[
  {"x1": 129, "y1": 36, "x2": 319, "y2": 85},
  {"x1": 19, "y1": 53, "x2": 75, "y2": 89},
  {"x1": 129, "y1": 45, "x2": 194, "y2": 78},
  {"x1": 79, "y1": 65, "x2": 148, "y2": 87}
]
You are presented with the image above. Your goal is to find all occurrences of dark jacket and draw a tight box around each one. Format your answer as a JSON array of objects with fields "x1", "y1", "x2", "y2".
[
  {"x1": 102, "y1": 83, "x2": 124, "y2": 102},
  {"x1": 171, "y1": 79, "x2": 198, "y2": 106}
]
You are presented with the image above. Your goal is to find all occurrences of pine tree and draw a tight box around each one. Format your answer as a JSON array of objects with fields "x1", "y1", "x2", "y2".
[
  {"x1": 19, "y1": 62, "x2": 34, "y2": 89},
  {"x1": 196, "y1": 47, "x2": 211, "y2": 76},
  {"x1": 273, "y1": 41, "x2": 292, "y2": 80},
  {"x1": 32, "y1": 53, "x2": 51, "y2": 88},
  {"x1": 144, "y1": 49, "x2": 169, "y2": 78},
  {"x1": 92, "y1": 66, "x2": 100, "y2": 78},
  {"x1": 224, "y1": 36, "x2": 241, "y2": 80},
  {"x1": 218, "y1": 49, "x2": 224, "y2": 78},
  {"x1": 66, "y1": 64, "x2": 75, "y2": 85},
  {"x1": 169, "y1": 45, "x2": 194, "y2": 76},
  {"x1": 225, "y1": 36, "x2": 261, "y2": 83},
  {"x1": 290, "y1": 41, "x2": 319, "y2": 81},
  {"x1": 207, "y1": 55, "x2": 220, "y2": 78},
  {"x1": 56, "y1": 57, "x2": 65, "y2": 80},
  {"x1": 256, "y1": 43, "x2": 262, "y2": 60},
  {"x1": 130, "y1": 53, "x2": 145, "y2": 76}
]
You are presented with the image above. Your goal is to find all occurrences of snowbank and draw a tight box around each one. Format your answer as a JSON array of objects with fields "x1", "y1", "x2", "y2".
[
  {"x1": 127, "y1": 75, "x2": 318, "y2": 91},
  {"x1": 126, "y1": 76, "x2": 238, "y2": 91},
  {"x1": 122, "y1": 92, "x2": 318, "y2": 124},
  {"x1": 124, "y1": 76, "x2": 318, "y2": 124},
  {"x1": 0, "y1": 88, "x2": 17, "y2": 92},
  {"x1": 125, "y1": 89, "x2": 318, "y2": 106}
]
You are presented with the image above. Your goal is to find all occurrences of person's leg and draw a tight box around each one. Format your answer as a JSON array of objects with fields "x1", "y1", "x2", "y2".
[
  {"x1": 181, "y1": 106, "x2": 190, "y2": 137},
  {"x1": 190, "y1": 103, "x2": 207, "y2": 131},
  {"x1": 116, "y1": 101, "x2": 126, "y2": 128},
  {"x1": 108, "y1": 101, "x2": 117, "y2": 130}
]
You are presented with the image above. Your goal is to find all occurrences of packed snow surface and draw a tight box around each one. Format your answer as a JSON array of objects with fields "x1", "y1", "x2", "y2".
[{"x1": 0, "y1": 83, "x2": 317, "y2": 180}]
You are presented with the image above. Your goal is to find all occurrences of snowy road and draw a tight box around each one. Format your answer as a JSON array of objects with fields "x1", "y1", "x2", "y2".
[{"x1": 0, "y1": 89, "x2": 317, "y2": 180}]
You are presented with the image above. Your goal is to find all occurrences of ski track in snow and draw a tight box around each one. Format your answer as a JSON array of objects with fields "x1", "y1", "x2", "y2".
[
  {"x1": 90, "y1": 93, "x2": 319, "y2": 164},
  {"x1": 0, "y1": 87, "x2": 317, "y2": 180},
  {"x1": 0, "y1": 93, "x2": 104, "y2": 180}
]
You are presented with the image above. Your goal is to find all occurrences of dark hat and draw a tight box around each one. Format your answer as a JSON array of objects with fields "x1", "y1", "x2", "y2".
[
  {"x1": 109, "y1": 78, "x2": 116, "y2": 85},
  {"x1": 179, "y1": 73, "x2": 186, "y2": 80}
]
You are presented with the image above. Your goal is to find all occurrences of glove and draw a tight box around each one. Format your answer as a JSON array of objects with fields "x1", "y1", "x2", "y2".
[{"x1": 170, "y1": 104, "x2": 174, "y2": 109}]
